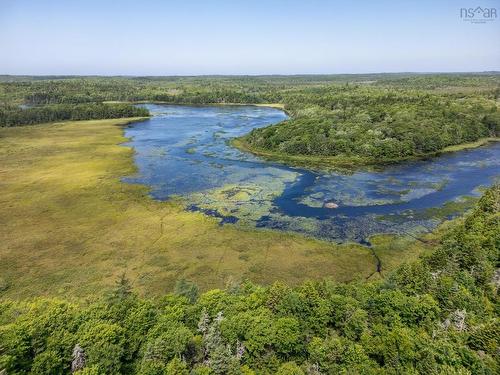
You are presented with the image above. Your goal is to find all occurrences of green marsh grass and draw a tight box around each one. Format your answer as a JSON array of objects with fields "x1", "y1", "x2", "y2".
[{"x1": 0, "y1": 118, "x2": 428, "y2": 299}]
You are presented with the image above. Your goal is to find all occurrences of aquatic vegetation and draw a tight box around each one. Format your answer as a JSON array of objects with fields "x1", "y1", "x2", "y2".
[
  {"x1": 414, "y1": 196, "x2": 479, "y2": 220},
  {"x1": 125, "y1": 104, "x2": 500, "y2": 244},
  {"x1": 299, "y1": 192, "x2": 326, "y2": 208},
  {"x1": 188, "y1": 171, "x2": 298, "y2": 225}
]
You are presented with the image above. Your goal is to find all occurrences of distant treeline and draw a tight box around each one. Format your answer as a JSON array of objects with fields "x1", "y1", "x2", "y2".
[
  {"x1": 0, "y1": 185, "x2": 498, "y2": 374},
  {"x1": 0, "y1": 103, "x2": 149, "y2": 127},
  {"x1": 0, "y1": 74, "x2": 499, "y2": 161},
  {"x1": 1, "y1": 74, "x2": 499, "y2": 107}
]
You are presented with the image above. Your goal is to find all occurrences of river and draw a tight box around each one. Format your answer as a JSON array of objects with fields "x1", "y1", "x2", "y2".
[{"x1": 124, "y1": 104, "x2": 500, "y2": 242}]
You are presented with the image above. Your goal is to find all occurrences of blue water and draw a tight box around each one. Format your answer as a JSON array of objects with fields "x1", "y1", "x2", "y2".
[{"x1": 124, "y1": 104, "x2": 500, "y2": 242}]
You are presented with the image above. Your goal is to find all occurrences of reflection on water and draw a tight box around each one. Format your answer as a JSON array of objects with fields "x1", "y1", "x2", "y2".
[{"x1": 124, "y1": 104, "x2": 500, "y2": 242}]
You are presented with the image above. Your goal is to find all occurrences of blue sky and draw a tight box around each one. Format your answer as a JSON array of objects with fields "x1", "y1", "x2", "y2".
[{"x1": 0, "y1": 0, "x2": 499, "y2": 75}]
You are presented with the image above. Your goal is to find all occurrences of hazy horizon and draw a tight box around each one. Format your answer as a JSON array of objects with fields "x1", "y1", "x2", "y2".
[
  {"x1": 1, "y1": 71, "x2": 500, "y2": 78},
  {"x1": 1, "y1": 0, "x2": 499, "y2": 75}
]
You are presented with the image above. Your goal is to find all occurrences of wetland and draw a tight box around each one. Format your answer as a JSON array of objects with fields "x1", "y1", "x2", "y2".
[{"x1": 125, "y1": 104, "x2": 500, "y2": 243}]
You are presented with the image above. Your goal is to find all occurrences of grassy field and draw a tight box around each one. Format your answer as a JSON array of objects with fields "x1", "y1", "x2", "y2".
[
  {"x1": 440, "y1": 137, "x2": 500, "y2": 152},
  {"x1": 0, "y1": 118, "x2": 429, "y2": 299}
]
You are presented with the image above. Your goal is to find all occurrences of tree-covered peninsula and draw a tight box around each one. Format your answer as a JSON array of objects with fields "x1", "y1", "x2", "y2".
[{"x1": 238, "y1": 85, "x2": 500, "y2": 165}]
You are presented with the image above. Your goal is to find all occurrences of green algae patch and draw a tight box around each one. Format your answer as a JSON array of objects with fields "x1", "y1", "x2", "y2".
[
  {"x1": 416, "y1": 196, "x2": 479, "y2": 220},
  {"x1": 188, "y1": 169, "x2": 298, "y2": 223}
]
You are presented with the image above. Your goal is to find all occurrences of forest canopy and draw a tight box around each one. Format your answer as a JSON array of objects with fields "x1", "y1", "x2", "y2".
[
  {"x1": 0, "y1": 103, "x2": 149, "y2": 127},
  {"x1": 242, "y1": 85, "x2": 500, "y2": 161},
  {"x1": 0, "y1": 185, "x2": 498, "y2": 374}
]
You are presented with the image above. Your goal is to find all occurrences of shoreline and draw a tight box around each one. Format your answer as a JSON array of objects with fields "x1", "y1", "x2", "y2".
[
  {"x1": 102, "y1": 101, "x2": 497, "y2": 169},
  {"x1": 103, "y1": 100, "x2": 288, "y2": 112},
  {"x1": 232, "y1": 137, "x2": 500, "y2": 170}
]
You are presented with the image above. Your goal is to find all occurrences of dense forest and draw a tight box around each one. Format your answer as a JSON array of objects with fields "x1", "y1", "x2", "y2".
[
  {"x1": 1, "y1": 74, "x2": 499, "y2": 107},
  {"x1": 242, "y1": 86, "x2": 500, "y2": 161},
  {"x1": 0, "y1": 185, "x2": 498, "y2": 374},
  {"x1": 0, "y1": 103, "x2": 149, "y2": 127},
  {"x1": 0, "y1": 73, "x2": 498, "y2": 163}
]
